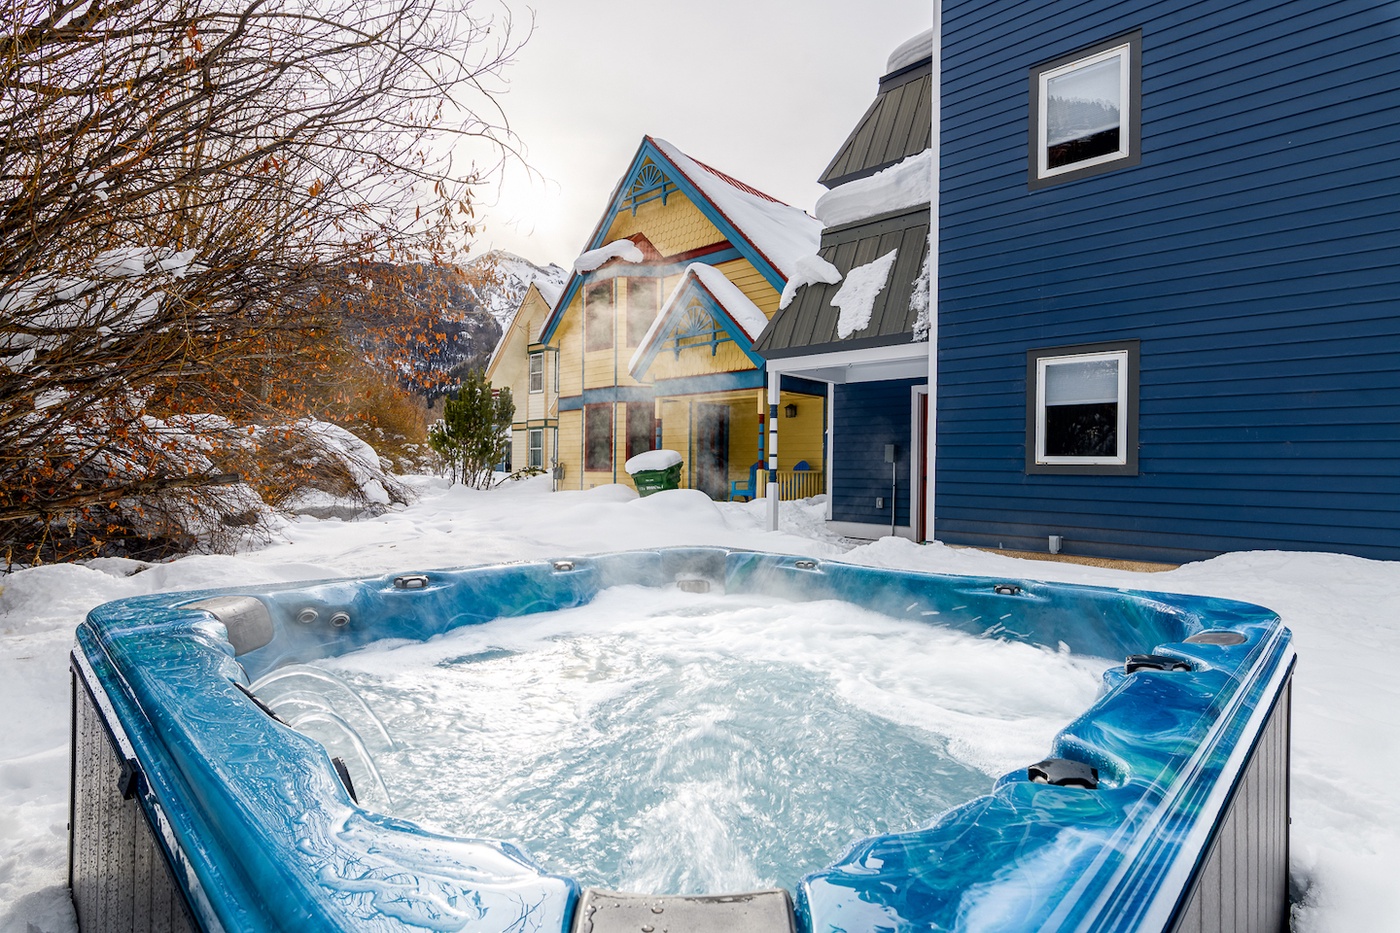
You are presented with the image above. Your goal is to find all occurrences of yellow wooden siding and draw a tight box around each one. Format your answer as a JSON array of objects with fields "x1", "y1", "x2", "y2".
[
  {"x1": 525, "y1": 382, "x2": 546, "y2": 420},
  {"x1": 508, "y1": 427, "x2": 527, "y2": 473},
  {"x1": 774, "y1": 390, "x2": 825, "y2": 471},
  {"x1": 555, "y1": 304, "x2": 584, "y2": 399},
  {"x1": 583, "y1": 349, "x2": 616, "y2": 388},
  {"x1": 486, "y1": 291, "x2": 551, "y2": 409},
  {"x1": 712, "y1": 258, "x2": 781, "y2": 317},
  {"x1": 646, "y1": 336, "x2": 756, "y2": 381},
  {"x1": 614, "y1": 278, "x2": 649, "y2": 389},
  {"x1": 728, "y1": 403, "x2": 762, "y2": 485},
  {"x1": 603, "y1": 191, "x2": 721, "y2": 258},
  {"x1": 557, "y1": 410, "x2": 582, "y2": 490},
  {"x1": 658, "y1": 399, "x2": 693, "y2": 489}
]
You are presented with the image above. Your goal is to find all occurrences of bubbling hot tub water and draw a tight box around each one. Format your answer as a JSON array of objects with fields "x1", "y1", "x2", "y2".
[
  {"x1": 71, "y1": 548, "x2": 1295, "y2": 933},
  {"x1": 263, "y1": 585, "x2": 1114, "y2": 895}
]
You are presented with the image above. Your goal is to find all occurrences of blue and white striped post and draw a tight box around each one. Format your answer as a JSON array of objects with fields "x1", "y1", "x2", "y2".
[{"x1": 766, "y1": 374, "x2": 780, "y2": 530}]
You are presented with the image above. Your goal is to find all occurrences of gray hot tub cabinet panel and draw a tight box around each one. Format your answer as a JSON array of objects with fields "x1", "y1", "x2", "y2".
[
  {"x1": 70, "y1": 665, "x2": 199, "y2": 933},
  {"x1": 1168, "y1": 678, "x2": 1292, "y2": 933}
]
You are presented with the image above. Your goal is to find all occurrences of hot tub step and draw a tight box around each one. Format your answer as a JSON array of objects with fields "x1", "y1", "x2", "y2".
[{"x1": 572, "y1": 889, "x2": 796, "y2": 933}]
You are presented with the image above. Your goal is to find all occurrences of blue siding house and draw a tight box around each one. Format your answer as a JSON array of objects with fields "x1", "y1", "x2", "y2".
[
  {"x1": 935, "y1": 0, "x2": 1400, "y2": 563},
  {"x1": 757, "y1": 34, "x2": 934, "y2": 541}
]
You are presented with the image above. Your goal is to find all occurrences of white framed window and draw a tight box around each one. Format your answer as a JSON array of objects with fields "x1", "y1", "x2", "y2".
[
  {"x1": 1029, "y1": 32, "x2": 1141, "y2": 189},
  {"x1": 528, "y1": 351, "x2": 543, "y2": 393},
  {"x1": 1027, "y1": 341, "x2": 1139, "y2": 475},
  {"x1": 528, "y1": 428, "x2": 543, "y2": 470}
]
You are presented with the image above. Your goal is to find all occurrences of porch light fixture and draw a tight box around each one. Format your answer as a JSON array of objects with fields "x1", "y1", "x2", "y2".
[{"x1": 784, "y1": 403, "x2": 797, "y2": 418}]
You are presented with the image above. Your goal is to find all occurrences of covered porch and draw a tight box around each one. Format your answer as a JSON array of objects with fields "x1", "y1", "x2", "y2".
[{"x1": 653, "y1": 382, "x2": 826, "y2": 502}]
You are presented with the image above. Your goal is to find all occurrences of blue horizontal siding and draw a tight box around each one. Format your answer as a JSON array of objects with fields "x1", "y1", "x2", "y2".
[
  {"x1": 937, "y1": 0, "x2": 1400, "y2": 562},
  {"x1": 831, "y1": 379, "x2": 924, "y2": 528}
]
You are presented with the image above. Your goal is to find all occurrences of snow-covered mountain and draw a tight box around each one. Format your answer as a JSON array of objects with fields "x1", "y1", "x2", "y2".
[{"x1": 464, "y1": 250, "x2": 568, "y2": 331}]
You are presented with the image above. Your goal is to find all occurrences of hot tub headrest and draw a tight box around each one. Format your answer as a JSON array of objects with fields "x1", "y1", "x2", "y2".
[{"x1": 185, "y1": 596, "x2": 275, "y2": 656}]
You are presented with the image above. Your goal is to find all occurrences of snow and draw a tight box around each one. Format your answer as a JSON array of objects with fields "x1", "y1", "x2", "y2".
[
  {"x1": 650, "y1": 138, "x2": 822, "y2": 281},
  {"x1": 535, "y1": 279, "x2": 563, "y2": 308},
  {"x1": 910, "y1": 228, "x2": 932, "y2": 342},
  {"x1": 627, "y1": 264, "x2": 770, "y2": 376},
  {"x1": 832, "y1": 249, "x2": 899, "y2": 338},
  {"x1": 688, "y1": 264, "x2": 769, "y2": 339},
  {"x1": 1, "y1": 477, "x2": 1397, "y2": 932},
  {"x1": 466, "y1": 250, "x2": 569, "y2": 333},
  {"x1": 573, "y1": 238, "x2": 644, "y2": 273},
  {"x1": 816, "y1": 149, "x2": 933, "y2": 228},
  {"x1": 623, "y1": 449, "x2": 682, "y2": 473},
  {"x1": 887, "y1": 28, "x2": 935, "y2": 74},
  {"x1": 778, "y1": 254, "x2": 844, "y2": 311}
]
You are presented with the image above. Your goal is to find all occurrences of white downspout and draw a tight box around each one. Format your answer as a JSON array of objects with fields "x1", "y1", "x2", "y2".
[{"x1": 924, "y1": 0, "x2": 942, "y2": 544}]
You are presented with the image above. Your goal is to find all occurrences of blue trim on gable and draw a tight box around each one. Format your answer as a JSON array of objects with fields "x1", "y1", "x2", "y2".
[
  {"x1": 540, "y1": 138, "x2": 790, "y2": 345},
  {"x1": 557, "y1": 387, "x2": 657, "y2": 412},
  {"x1": 559, "y1": 373, "x2": 765, "y2": 409},
  {"x1": 630, "y1": 274, "x2": 766, "y2": 380},
  {"x1": 651, "y1": 370, "x2": 765, "y2": 397}
]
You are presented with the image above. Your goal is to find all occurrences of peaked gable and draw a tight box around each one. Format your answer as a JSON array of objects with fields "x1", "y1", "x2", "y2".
[
  {"x1": 628, "y1": 264, "x2": 767, "y2": 380},
  {"x1": 540, "y1": 137, "x2": 820, "y2": 345},
  {"x1": 484, "y1": 282, "x2": 552, "y2": 381}
]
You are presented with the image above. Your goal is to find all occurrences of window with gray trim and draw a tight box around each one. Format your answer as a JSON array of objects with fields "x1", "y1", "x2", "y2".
[
  {"x1": 1027, "y1": 341, "x2": 1139, "y2": 475},
  {"x1": 528, "y1": 351, "x2": 543, "y2": 393},
  {"x1": 528, "y1": 428, "x2": 543, "y2": 469},
  {"x1": 1029, "y1": 31, "x2": 1142, "y2": 189}
]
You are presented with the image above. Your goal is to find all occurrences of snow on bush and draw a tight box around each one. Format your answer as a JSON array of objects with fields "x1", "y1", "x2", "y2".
[{"x1": 241, "y1": 419, "x2": 410, "y2": 521}]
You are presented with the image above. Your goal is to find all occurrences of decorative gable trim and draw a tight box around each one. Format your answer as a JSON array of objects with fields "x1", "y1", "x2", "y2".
[
  {"x1": 541, "y1": 137, "x2": 810, "y2": 345},
  {"x1": 628, "y1": 268, "x2": 766, "y2": 381},
  {"x1": 621, "y1": 160, "x2": 680, "y2": 215}
]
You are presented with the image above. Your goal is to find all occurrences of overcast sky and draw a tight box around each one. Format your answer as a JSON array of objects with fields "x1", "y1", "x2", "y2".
[{"x1": 462, "y1": 0, "x2": 932, "y2": 268}]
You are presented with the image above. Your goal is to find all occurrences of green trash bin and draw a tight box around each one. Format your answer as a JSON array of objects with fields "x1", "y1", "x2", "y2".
[{"x1": 625, "y1": 450, "x2": 683, "y2": 497}]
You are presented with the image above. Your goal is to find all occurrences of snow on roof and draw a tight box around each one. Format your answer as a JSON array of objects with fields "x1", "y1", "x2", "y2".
[
  {"x1": 833, "y1": 249, "x2": 899, "y2": 339},
  {"x1": 574, "y1": 238, "x2": 645, "y2": 273},
  {"x1": 887, "y1": 28, "x2": 934, "y2": 74},
  {"x1": 689, "y1": 263, "x2": 769, "y2": 340},
  {"x1": 779, "y1": 254, "x2": 844, "y2": 311},
  {"x1": 627, "y1": 263, "x2": 769, "y2": 375},
  {"x1": 535, "y1": 279, "x2": 563, "y2": 308},
  {"x1": 649, "y1": 138, "x2": 821, "y2": 281},
  {"x1": 816, "y1": 149, "x2": 932, "y2": 228}
]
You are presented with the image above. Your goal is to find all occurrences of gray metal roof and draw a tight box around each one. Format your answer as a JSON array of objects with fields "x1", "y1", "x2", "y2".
[
  {"x1": 819, "y1": 58, "x2": 933, "y2": 189},
  {"x1": 755, "y1": 205, "x2": 929, "y2": 358}
]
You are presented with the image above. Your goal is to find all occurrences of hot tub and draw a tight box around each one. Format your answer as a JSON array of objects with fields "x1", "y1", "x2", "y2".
[{"x1": 69, "y1": 548, "x2": 1293, "y2": 933}]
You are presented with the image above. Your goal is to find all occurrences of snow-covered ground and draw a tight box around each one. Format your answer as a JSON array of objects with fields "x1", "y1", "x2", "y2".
[{"x1": 2, "y1": 475, "x2": 1396, "y2": 932}]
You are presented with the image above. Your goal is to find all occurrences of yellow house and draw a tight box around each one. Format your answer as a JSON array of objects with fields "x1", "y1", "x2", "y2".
[
  {"x1": 484, "y1": 280, "x2": 563, "y2": 475},
  {"x1": 538, "y1": 137, "x2": 827, "y2": 499}
]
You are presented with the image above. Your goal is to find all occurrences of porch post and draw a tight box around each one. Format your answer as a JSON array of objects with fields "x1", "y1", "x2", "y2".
[{"x1": 766, "y1": 368, "x2": 780, "y2": 531}]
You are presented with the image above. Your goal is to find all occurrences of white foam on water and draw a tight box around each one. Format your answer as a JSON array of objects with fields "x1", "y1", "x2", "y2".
[{"x1": 301, "y1": 585, "x2": 1113, "y2": 894}]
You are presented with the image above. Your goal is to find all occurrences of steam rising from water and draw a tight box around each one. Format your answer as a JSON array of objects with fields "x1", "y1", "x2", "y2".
[{"x1": 298, "y1": 586, "x2": 1112, "y2": 894}]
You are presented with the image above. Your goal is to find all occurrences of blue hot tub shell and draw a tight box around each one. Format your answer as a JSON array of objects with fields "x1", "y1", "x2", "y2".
[{"x1": 68, "y1": 548, "x2": 1294, "y2": 933}]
